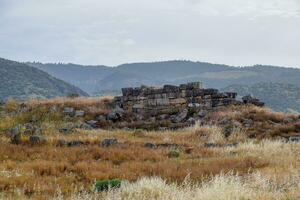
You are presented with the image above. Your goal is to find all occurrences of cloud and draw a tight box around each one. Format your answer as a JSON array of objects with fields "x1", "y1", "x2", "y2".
[{"x1": 0, "y1": 0, "x2": 300, "y2": 67}]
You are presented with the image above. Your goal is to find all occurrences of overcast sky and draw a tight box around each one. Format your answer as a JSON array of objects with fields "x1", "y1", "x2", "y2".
[{"x1": 0, "y1": 0, "x2": 300, "y2": 67}]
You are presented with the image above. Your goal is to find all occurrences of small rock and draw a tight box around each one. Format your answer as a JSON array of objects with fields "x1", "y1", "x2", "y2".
[
  {"x1": 171, "y1": 109, "x2": 188, "y2": 123},
  {"x1": 187, "y1": 117, "x2": 196, "y2": 125},
  {"x1": 80, "y1": 123, "x2": 93, "y2": 130},
  {"x1": 157, "y1": 143, "x2": 179, "y2": 149},
  {"x1": 289, "y1": 136, "x2": 300, "y2": 143},
  {"x1": 101, "y1": 139, "x2": 118, "y2": 147},
  {"x1": 198, "y1": 110, "x2": 207, "y2": 118},
  {"x1": 243, "y1": 119, "x2": 254, "y2": 128},
  {"x1": 75, "y1": 110, "x2": 85, "y2": 117},
  {"x1": 29, "y1": 135, "x2": 46, "y2": 145},
  {"x1": 144, "y1": 143, "x2": 157, "y2": 149},
  {"x1": 59, "y1": 128, "x2": 73, "y2": 134},
  {"x1": 204, "y1": 143, "x2": 222, "y2": 148},
  {"x1": 57, "y1": 139, "x2": 68, "y2": 147},
  {"x1": 11, "y1": 134, "x2": 22, "y2": 145},
  {"x1": 86, "y1": 120, "x2": 98, "y2": 128},
  {"x1": 96, "y1": 115, "x2": 106, "y2": 121},
  {"x1": 68, "y1": 140, "x2": 85, "y2": 147},
  {"x1": 63, "y1": 107, "x2": 75, "y2": 116}
]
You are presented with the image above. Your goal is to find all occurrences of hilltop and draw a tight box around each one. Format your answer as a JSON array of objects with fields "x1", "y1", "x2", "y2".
[
  {"x1": 29, "y1": 61, "x2": 300, "y2": 94},
  {"x1": 0, "y1": 58, "x2": 88, "y2": 101}
]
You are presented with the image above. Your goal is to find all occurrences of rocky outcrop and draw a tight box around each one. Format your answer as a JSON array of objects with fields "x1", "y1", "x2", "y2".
[{"x1": 114, "y1": 82, "x2": 241, "y2": 118}]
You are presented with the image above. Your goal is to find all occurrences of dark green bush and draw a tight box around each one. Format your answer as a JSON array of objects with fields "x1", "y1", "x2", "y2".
[
  {"x1": 95, "y1": 179, "x2": 121, "y2": 192},
  {"x1": 168, "y1": 150, "x2": 180, "y2": 158}
]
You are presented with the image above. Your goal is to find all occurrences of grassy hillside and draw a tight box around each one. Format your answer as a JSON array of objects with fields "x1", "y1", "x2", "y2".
[
  {"x1": 222, "y1": 82, "x2": 300, "y2": 113},
  {"x1": 0, "y1": 97, "x2": 299, "y2": 199},
  {"x1": 0, "y1": 58, "x2": 88, "y2": 101},
  {"x1": 29, "y1": 61, "x2": 300, "y2": 95}
]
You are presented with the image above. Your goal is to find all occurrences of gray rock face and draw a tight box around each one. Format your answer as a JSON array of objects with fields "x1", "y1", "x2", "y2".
[
  {"x1": 29, "y1": 135, "x2": 46, "y2": 145},
  {"x1": 172, "y1": 109, "x2": 188, "y2": 123},
  {"x1": 101, "y1": 139, "x2": 118, "y2": 147}
]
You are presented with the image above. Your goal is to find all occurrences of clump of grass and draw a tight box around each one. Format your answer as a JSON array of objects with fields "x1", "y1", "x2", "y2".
[{"x1": 94, "y1": 179, "x2": 121, "y2": 192}]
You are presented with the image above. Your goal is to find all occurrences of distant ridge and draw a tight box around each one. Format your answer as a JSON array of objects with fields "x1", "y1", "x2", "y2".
[
  {"x1": 29, "y1": 60, "x2": 300, "y2": 93},
  {"x1": 0, "y1": 58, "x2": 88, "y2": 101}
]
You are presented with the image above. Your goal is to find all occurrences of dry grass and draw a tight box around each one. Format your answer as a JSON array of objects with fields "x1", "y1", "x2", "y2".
[{"x1": 0, "y1": 100, "x2": 300, "y2": 199}]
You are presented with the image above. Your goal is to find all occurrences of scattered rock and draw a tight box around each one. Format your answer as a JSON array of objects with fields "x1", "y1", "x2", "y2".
[
  {"x1": 171, "y1": 109, "x2": 188, "y2": 123},
  {"x1": 157, "y1": 143, "x2": 179, "y2": 149},
  {"x1": 29, "y1": 135, "x2": 46, "y2": 145},
  {"x1": 289, "y1": 136, "x2": 300, "y2": 143},
  {"x1": 243, "y1": 119, "x2": 254, "y2": 128},
  {"x1": 198, "y1": 110, "x2": 207, "y2": 118},
  {"x1": 187, "y1": 117, "x2": 196, "y2": 125},
  {"x1": 74, "y1": 110, "x2": 85, "y2": 117},
  {"x1": 242, "y1": 95, "x2": 265, "y2": 107},
  {"x1": 79, "y1": 123, "x2": 93, "y2": 130},
  {"x1": 59, "y1": 128, "x2": 73, "y2": 134},
  {"x1": 11, "y1": 134, "x2": 22, "y2": 145},
  {"x1": 68, "y1": 140, "x2": 85, "y2": 147},
  {"x1": 204, "y1": 143, "x2": 222, "y2": 148},
  {"x1": 107, "y1": 106, "x2": 125, "y2": 122},
  {"x1": 144, "y1": 143, "x2": 157, "y2": 149},
  {"x1": 63, "y1": 107, "x2": 75, "y2": 116},
  {"x1": 57, "y1": 139, "x2": 68, "y2": 147},
  {"x1": 86, "y1": 120, "x2": 98, "y2": 128},
  {"x1": 101, "y1": 139, "x2": 118, "y2": 147},
  {"x1": 96, "y1": 115, "x2": 106, "y2": 121}
]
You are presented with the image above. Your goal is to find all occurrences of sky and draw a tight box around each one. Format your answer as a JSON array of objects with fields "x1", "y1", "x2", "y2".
[{"x1": 0, "y1": 0, "x2": 300, "y2": 67}]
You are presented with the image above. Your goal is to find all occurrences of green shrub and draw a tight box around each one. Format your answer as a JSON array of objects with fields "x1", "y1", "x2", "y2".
[
  {"x1": 95, "y1": 179, "x2": 121, "y2": 192},
  {"x1": 168, "y1": 150, "x2": 180, "y2": 158}
]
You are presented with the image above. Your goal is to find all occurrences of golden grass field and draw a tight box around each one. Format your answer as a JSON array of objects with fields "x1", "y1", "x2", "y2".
[{"x1": 0, "y1": 98, "x2": 299, "y2": 200}]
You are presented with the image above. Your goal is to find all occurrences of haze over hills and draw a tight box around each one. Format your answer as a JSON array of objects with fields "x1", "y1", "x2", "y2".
[
  {"x1": 28, "y1": 60, "x2": 300, "y2": 113},
  {"x1": 222, "y1": 82, "x2": 300, "y2": 113},
  {"x1": 0, "y1": 58, "x2": 88, "y2": 101},
  {"x1": 29, "y1": 61, "x2": 300, "y2": 94}
]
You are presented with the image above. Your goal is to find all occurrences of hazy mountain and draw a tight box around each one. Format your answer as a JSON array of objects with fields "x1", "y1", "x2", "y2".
[
  {"x1": 0, "y1": 58, "x2": 88, "y2": 101},
  {"x1": 222, "y1": 82, "x2": 300, "y2": 113},
  {"x1": 28, "y1": 61, "x2": 300, "y2": 95}
]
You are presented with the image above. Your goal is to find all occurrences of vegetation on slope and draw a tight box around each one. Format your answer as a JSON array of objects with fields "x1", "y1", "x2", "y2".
[
  {"x1": 222, "y1": 82, "x2": 300, "y2": 113},
  {"x1": 0, "y1": 97, "x2": 299, "y2": 199},
  {"x1": 0, "y1": 58, "x2": 88, "y2": 101}
]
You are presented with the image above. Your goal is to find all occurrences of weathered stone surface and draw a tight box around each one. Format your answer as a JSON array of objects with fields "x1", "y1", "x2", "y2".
[
  {"x1": 171, "y1": 109, "x2": 188, "y2": 123},
  {"x1": 63, "y1": 107, "x2": 75, "y2": 116},
  {"x1": 101, "y1": 139, "x2": 118, "y2": 147},
  {"x1": 86, "y1": 120, "x2": 98, "y2": 128},
  {"x1": 74, "y1": 110, "x2": 85, "y2": 117}
]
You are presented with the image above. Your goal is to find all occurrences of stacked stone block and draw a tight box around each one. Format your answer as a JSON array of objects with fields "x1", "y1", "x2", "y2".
[{"x1": 114, "y1": 82, "x2": 238, "y2": 117}]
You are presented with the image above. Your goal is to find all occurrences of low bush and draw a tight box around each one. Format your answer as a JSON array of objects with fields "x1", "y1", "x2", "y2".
[
  {"x1": 95, "y1": 179, "x2": 122, "y2": 192},
  {"x1": 168, "y1": 150, "x2": 180, "y2": 158}
]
